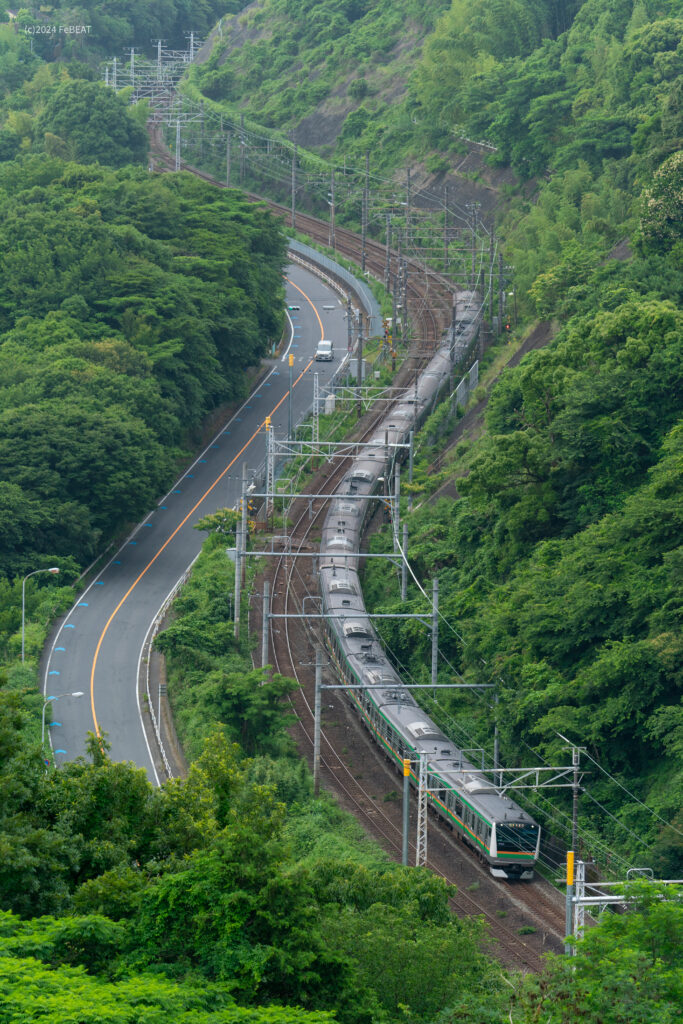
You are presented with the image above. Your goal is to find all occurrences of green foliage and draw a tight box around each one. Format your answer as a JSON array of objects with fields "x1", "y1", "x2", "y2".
[
  {"x1": 0, "y1": 159, "x2": 285, "y2": 577},
  {"x1": 195, "y1": 0, "x2": 448, "y2": 136},
  {"x1": 514, "y1": 882, "x2": 683, "y2": 1023},
  {"x1": 154, "y1": 537, "x2": 298, "y2": 762},
  {"x1": 364, "y1": 295, "x2": 682, "y2": 869},
  {"x1": 36, "y1": 79, "x2": 148, "y2": 166}
]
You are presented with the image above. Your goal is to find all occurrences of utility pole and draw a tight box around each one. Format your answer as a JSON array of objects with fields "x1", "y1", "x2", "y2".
[
  {"x1": 565, "y1": 850, "x2": 574, "y2": 955},
  {"x1": 234, "y1": 462, "x2": 249, "y2": 640},
  {"x1": 406, "y1": 166, "x2": 412, "y2": 241},
  {"x1": 356, "y1": 313, "x2": 363, "y2": 419},
  {"x1": 112, "y1": 56, "x2": 117, "y2": 91},
  {"x1": 288, "y1": 352, "x2": 294, "y2": 441},
  {"x1": 265, "y1": 417, "x2": 274, "y2": 522},
  {"x1": 239, "y1": 113, "x2": 246, "y2": 183},
  {"x1": 226, "y1": 131, "x2": 231, "y2": 187},
  {"x1": 312, "y1": 373, "x2": 319, "y2": 455},
  {"x1": 489, "y1": 232, "x2": 495, "y2": 324},
  {"x1": 346, "y1": 296, "x2": 352, "y2": 353},
  {"x1": 175, "y1": 119, "x2": 181, "y2": 172},
  {"x1": 572, "y1": 745, "x2": 582, "y2": 853},
  {"x1": 402, "y1": 758, "x2": 410, "y2": 865},
  {"x1": 385, "y1": 212, "x2": 391, "y2": 288},
  {"x1": 329, "y1": 169, "x2": 335, "y2": 250},
  {"x1": 200, "y1": 100, "x2": 204, "y2": 161},
  {"x1": 498, "y1": 251, "x2": 504, "y2": 332},
  {"x1": 313, "y1": 648, "x2": 322, "y2": 796},
  {"x1": 416, "y1": 753, "x2": 428, "y2": 867},
  {"x1": 130, "y1": 47, "x2": 135, "y2": 88},
  {"x1": 361, "y1": 151, "x2": 369, "y2": 273},
  {"x1": 443, "y1": 183, "x2": 450, "y2": 270},
  {"x1": 401, "y1": 522, "x2": 408, "y2": 601},
  {"x1": 431, "y1": 578, "x2": 439, "y2": 689},
  {"x1": 393, "y1": 462, "x2": 401, "y2": 554},
  {"x1": 261, "y1": 579, "x2": 270, "y2": 668},
  {"x1": 240, "y1": 461, "x2": 248, "y2": 587},
  {"x1": 493, "y1": 691, "x2": 501, "y2": 788},
  {"x1": 291, "y1": 143, "x2": 297, "y2": 230}
]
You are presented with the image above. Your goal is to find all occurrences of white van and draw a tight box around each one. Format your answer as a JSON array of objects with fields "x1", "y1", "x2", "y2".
[{"x1": 315, "y1": 339, "x2": 334, "y2": 361}]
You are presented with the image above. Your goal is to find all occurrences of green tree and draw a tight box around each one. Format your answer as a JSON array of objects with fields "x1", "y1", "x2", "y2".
[
  {"x1": 515, "y1": 883, "x2": 683, "y2": 1023},
  {"x1": 36, "y1": 80, "x2": 148, "y2": 166}
]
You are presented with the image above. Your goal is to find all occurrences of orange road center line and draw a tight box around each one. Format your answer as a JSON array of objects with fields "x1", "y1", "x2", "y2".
[{"x1": 89, "y1": 277, "x2": 325, "y2": 736}]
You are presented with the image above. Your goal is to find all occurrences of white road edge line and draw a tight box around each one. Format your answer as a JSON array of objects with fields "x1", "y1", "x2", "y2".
[
  {"x1": 136, "y1": 613, "x2": 164, "y2": 788},
  {"x1": 281, "y1": 307, "x2": 295, "y2": 361}
]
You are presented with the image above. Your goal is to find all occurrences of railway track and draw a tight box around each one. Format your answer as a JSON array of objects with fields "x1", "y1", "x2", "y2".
[
  {"x1": 252, "y1": 415, "x2": 564, "y2": 971},
  {"x1": 149, "y1": 124, "x2": 566, "y2": 969},
  {"x1": 149, "y1": 127, "x2": 451, "y2": 352}
]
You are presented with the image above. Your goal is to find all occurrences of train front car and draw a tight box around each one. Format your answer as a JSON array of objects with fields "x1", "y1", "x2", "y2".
[{"x1": 489, "y1": 813, "x2": 541, "y2": 880}]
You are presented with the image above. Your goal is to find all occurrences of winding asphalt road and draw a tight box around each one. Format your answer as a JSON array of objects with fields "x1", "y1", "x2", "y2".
[{"x1": 42, "y1": 263, "x2": 349, "y2": 782}]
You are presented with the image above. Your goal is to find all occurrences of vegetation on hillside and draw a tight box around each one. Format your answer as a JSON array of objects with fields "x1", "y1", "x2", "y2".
[
  {"x1": 192, "y1": 0, "x2": 683, "y2": 877},
  {"x1": 0, "y1": 147, "x2": 284, "y2": 579},
  {"x1": 0, "y1": 1, "x2": 682, "y2": 1020},
  {"x1": 195, "y1": 0, "x2": 449, "y2": 139},
  {"x1": 2, "y1": 1, "x2": 244, "y2": 59}
]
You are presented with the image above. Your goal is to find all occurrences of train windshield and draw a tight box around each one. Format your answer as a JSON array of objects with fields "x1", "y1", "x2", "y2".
[{"x1": 496, "y1": 823, "x2": 539, "y2": 854}]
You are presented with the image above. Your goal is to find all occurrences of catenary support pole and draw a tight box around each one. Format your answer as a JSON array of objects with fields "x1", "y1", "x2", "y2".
[
  {"x1": 401, "y1": 522, "x2": 408, "y2": 602},
  {"x1": 572, "y1": 746, "x2": 580, "y2": 853},
  {"x1": 565, "y1": 850, "x2": 575, "y2": 955},
  {"x1": 431, "y1": 578, "x2": 439, "y2": 688},
  {"x1": 240, "y1": 461, "x2": 248, "y2": 586},
  {"x1": 356, "y1": 315, "x2": 363, "y2": 419},
  {"x1": 233, "y1": 521, "x2": 241, "y2": 640},
  {"x1": 402, "y1": 758, "x2": 411, "y2": 866},
  {"x1": 498, "y1": 251, "x2": 504, "y2": 333},
  {"x1": 261, "y1": 580, "x2": 269, "y2": 668},
  {"x1": 329, "y1": 169, "x2": 335, "y2": 250},
  {"x1": 291, "y1": 144, "x2": 297, "y2": 230},
  {"x1": 393, "y1": 461, "x2": 401, "y2": 553},
  {"x1": 313, "y1": 648, "x2": 322, "y2": 796},
  {"x1": 361, "y1": 151, "x2": 369, "y2": 273}
]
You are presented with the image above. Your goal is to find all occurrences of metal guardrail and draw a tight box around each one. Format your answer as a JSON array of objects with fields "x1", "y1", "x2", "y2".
[
  {"x1": 141, "y1": 554, "x2": 200, "y2": 779},
  {"x1": 288, "y1": 239, "x2": 382, "y2": 336}
]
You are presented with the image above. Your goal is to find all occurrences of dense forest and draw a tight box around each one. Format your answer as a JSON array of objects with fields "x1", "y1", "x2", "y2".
[
  {"x1": 0, "y1": 0, "x2": 682, "y2": 1020},
  {"x1": 0, "y1": 52, "x2": 285, "y2": 584},
  {"x1": 2, "y1": 0, "x2": 239, "y2": 58},
  {"x1": 190, "y1": 0, "x2": 683, "y2": 874}
]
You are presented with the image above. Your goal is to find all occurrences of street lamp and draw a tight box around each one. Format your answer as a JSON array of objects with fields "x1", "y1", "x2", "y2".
[
  {"x1": 22, "y1": 567, "x2": 59, "y2": 663},
  {"x1": 42, "y1": 691, "x2": 84, "y2": 747}
]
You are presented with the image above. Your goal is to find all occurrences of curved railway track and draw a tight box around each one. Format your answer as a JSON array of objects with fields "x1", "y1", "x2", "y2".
[
  {"x1": 149, "y1": 128, "x2": 449, "y2": 351},
  {"x1": 149, "y1": 124, "x2": 566, "y2": 968},
  {"x1": 252, "y1": 418, "x2": 564, "y2": 971}
]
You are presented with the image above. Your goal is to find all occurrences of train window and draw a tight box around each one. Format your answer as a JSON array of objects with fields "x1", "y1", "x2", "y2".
[{"x1": 455, "y1": 799, "x2": 463, "y2": 818}]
